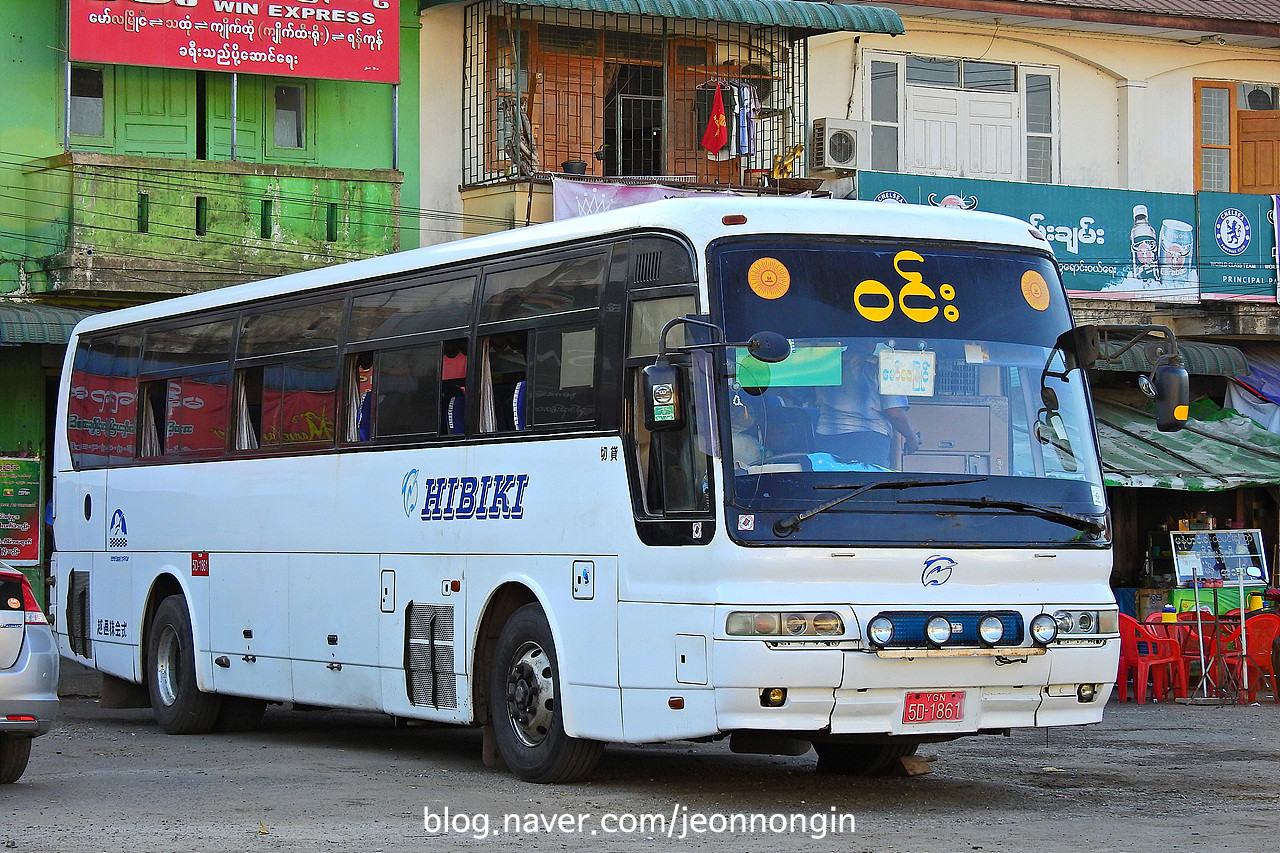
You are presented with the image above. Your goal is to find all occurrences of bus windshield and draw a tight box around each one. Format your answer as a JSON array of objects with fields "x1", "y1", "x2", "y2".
[{"x1": 712, "y1": 236, "x2": 1106, "y2": 547}]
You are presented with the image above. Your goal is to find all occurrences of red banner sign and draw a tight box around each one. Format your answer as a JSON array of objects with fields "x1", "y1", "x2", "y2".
[{"x1": 68, "y1": 0, "x2": 400, "y2": 84}]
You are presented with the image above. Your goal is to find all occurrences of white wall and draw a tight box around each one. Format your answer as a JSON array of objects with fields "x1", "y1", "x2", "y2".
[
  {"x1": 418, "y1": 4, "x2": 467, "y2": 245},
  {"x1": 808, "y1": 19, "x2": 1280, "y2": 194}
]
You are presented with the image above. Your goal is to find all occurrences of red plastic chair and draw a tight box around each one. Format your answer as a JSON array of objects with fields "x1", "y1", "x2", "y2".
[
  {"x1": 1220, "y1": 613, "x2": 1280, "y2": 703},
  {"x1": 1118, "y1": 613, "x2": 1189, "y2": 704}
]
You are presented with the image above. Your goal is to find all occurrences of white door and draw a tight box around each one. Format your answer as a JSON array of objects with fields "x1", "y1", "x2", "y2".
[{"x1": 906, "y1": 87, "x2": 1020, "y2": 180}]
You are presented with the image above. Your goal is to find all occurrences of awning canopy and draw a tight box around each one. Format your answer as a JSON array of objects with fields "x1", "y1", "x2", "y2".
[
  {"x1": 421, "y1": 0, "x2": 906, "y2": 34},
  {"x1": 1093, "y1": 340, "x2": 1250, "y2": 377},
  {"x1": 0, "y1": 303, "x2": 95, "y2": 346},
  {"x1": 1096, "y1": 397, "x2": 1280, "y2": 491}
]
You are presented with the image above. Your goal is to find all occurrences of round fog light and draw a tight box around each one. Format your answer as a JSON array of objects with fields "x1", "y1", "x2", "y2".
[
  {"x1": 1030, "y1": 613, "x2": 1059, "y2": 645},
  {"x1": 1077, "y1": 683, "x2": 1098, "y2": 702},
  {"x1": 978, "y1": 615, "x2": 1005, "y2": 645},
  {"x1": 925, "y1": 615, "x2": 953, "y2": 646},
  {"x1": 868, "y1": 616, "x2": 894, "y2": 646}
]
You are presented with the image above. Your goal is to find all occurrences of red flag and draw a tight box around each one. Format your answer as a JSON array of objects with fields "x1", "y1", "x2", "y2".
[{"x1": 701, "y1": 83, "x2": 728, "y2": 153}]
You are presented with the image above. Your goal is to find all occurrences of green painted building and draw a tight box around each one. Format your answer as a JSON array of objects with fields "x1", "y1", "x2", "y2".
[{"x1": 0, "y1": 1, "x2": 421, "y2": 598}]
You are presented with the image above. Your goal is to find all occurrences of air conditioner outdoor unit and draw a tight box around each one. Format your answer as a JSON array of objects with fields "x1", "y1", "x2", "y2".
[{"x1": 811, "y1": 118, "x2": 870, "y2": 173}]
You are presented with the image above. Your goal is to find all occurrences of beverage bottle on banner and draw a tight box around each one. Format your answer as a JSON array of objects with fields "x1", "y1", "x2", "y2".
[{"x1": 1130, "y1": 205, "x2": 1160, "y2": 282}]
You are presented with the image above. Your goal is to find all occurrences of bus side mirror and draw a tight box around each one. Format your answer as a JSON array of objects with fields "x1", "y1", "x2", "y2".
[
  {"x1": 642, "y1": 360, "x2": 686, "y2": 432},
  {"x1": 1146, "y1": 359, "x2": 1189, "y2": 432}
]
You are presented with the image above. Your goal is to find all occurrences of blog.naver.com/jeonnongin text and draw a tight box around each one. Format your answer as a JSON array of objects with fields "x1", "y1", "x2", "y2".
[{"x1": 423, "y1": 805, "x2": 855, "y2": 841}]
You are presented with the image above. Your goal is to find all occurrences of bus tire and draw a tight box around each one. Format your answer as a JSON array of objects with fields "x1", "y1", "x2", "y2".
[
  {"x1": 0, "y1": 736, "x2": 32, "y2": 784},
  {"x1": 813, "y1": 740, "x2": 919, "y2": 776},
  {"x1": 146, "y1": 595, "x2": 222, "y2": 735},
  {"x1": 214, "y1": 697, "x2": 268, "y2": 732},
  {"x1": 489, "y1": 604, "x2": 603, "y2": 783}
]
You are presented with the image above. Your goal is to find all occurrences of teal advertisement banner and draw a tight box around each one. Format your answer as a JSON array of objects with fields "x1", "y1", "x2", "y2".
[
  {"x1": 1196, "y1": 192, "x2": 1278, "y2": 302},
  {"x1": 856, "y1": 172, "x2": 1278, "y2": 303}
]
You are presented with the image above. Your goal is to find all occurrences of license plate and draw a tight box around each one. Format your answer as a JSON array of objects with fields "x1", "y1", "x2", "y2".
[{"x1": 902, "y1": 691, "x2": 966, "y2": 724}]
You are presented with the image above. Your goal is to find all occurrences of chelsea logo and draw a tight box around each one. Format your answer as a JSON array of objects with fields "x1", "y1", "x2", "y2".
[{"x1": 1214, "y1": 208, "x2": 1251, "y2": 256}]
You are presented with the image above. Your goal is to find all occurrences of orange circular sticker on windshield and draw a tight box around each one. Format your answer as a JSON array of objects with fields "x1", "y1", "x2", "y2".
[
  {"x1": 1021, "y1": 270, "x2": 1050, "y2": 311},
  {"x1": 748, "y1": 258, "x2": 791, "y2": 300}
]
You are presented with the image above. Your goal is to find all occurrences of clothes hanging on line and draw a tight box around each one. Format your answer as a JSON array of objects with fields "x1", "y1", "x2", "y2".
[{"x1": 695, "y1": 80, "x2": 759, "y2": 159}]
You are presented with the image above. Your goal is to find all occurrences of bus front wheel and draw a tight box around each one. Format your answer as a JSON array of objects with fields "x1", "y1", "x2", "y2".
[
  {"x1": 813, "y1": 739, "x2": 920, "y2": 776},
  {"x1": 488, "y1": 604, "x2": 603, "y2": 783},
  {"x1": 146, "y1": 595, "x2": 222, "y2": 734}
]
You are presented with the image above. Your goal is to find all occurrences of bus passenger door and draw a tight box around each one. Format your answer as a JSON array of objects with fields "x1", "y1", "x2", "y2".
[{"x1": 376, "y1": 554, "x2": 470, "y2": 723}]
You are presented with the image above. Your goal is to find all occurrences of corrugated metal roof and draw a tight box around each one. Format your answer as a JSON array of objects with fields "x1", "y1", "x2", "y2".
[
  {"x1": 421, "y1": 0, "x2": 905, "y2": 32},
  {"x1": 988, "y1": 0, "x2": 1280, "y2": 25},
  {"x1": 1096, "y1": 397, "x2": 1280, "y2": 490},
  {"x1": 0, "y1": 303, "x2": 95, "y2": 346},
  {"x1": 1094, "y1": 340, "x2": 1250, "y2": 377}
]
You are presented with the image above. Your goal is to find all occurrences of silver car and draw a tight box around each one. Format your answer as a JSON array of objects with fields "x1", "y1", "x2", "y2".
[{"x1": 0, "y1": 561, "x2": 58, "y2": 783}]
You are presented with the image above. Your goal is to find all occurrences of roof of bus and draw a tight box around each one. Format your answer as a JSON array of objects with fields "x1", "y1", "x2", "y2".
[{"x1": 69, "y1": 197, "x2": 1051, "y2": 336}]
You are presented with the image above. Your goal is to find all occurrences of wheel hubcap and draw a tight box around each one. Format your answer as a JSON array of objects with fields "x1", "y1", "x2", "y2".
[
  {"x1": 155, "y1": 624, "x2": 180, "y2": 707},
  {"x1": 504, "y1": 640, "x2": 554, "y2": 747}
]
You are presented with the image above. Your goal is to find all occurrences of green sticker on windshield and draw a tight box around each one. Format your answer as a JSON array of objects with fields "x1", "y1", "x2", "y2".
[{"x1": 737, "y1": 345, "x2": 842, "y2": 388}]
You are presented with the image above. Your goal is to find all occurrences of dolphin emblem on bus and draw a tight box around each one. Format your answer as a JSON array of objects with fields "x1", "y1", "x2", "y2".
[
  {"x1": 402, "y1": 469, "x2": 419, "y2": 518},
  {"x1": 922, "y1": 555, "x2": 956, "y2": 586}
]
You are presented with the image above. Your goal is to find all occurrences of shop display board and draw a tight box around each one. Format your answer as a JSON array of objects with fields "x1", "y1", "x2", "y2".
[{"x1": 1169, "y1": 529, "x2": 1268, "y2": 585}]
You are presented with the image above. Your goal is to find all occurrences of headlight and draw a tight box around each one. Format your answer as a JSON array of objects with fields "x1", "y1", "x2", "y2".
[
  {"x1": 1030, "y1": 613, "x2": 1059, "y2": 645},
  {"x1": 978, "y1": 615, "x2": 1005, "y2": 645},
  {"x1": 1053, "y1": 609, "x2": 1101, "y2": 636},
  {"x1": 867, "y1": 616, "x2": 894, "y2": 646},
  {"x1": 726, "y1": 610, "x2": 845, "y2": 637},
  {"x1": 925, "y1": 615, "x2": 953, "y2": 646}
]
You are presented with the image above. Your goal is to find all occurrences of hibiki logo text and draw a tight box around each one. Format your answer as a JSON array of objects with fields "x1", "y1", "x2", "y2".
[{"x1": 403, "y1": 471, "x2": 531, "y2": 521}]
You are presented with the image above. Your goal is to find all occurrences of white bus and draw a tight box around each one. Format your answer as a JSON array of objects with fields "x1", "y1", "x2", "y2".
[{"x1": 50, "y1": 198, "x2": 1186, "y2": 783}]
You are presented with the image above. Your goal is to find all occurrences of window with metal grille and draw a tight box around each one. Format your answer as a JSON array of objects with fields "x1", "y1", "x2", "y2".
[{"x1": 463, "y1": 0, "x2": 807, "y2": 187}]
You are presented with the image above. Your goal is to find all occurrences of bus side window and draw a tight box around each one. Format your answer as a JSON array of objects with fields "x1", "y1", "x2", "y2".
[
  {"x1": 480, "y1": 331, "x2": 528, "y2": 433},
  {"x1": 373, "y1": 344, "x2": 440, "y2": 440},
  {"x1": 441, "y1": 339, "x2": 467, "y2": 435},
  {"x1": 138, "y1": 380, "x2": 167, "y2": 458},
  {"x1": 234, "y1": 367, "x2": 264, "y2": 450},
  {"x1": 342, "y1": 354, "x2": 374, "y2": 442}
]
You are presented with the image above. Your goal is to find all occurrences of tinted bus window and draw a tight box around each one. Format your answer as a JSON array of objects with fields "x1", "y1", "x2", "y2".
[
  {"x1": 481, "y1": 254, "x2": 606, "y2": 323},
  {"x1": 349, "y1": 277, "x2": 475, "y2": 343},
  {"x1": 142, "y1": 320, "x2": 234, "y2": 375},
  {"x1": 68, "y1": 333, "x2": 141, "y2": 468},
  {"x1": 532, "y1": 326, "x2": 596, "y2": 425},
  {"x1": 239, "y1": 301, "x2": 342, "y2": 358}
]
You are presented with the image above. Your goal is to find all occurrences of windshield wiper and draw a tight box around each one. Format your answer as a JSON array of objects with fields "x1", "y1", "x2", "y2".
[
  {"x1": 894, "y1": 496, "x2": 1106, "y2": 535},
  {"x1": 772, "y1": 476, "x2": 986, "y2": 538}
]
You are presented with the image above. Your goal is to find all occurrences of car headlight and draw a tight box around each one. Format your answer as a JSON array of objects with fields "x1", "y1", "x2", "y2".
[
  {"x1": 726, "y1": 610, "x2": 845, "y2": 637},
  {"x1": 1053, "y1": 609, "x2": 1101, "y2": 636},
  {"x1": 1030, "y1": 613, "x2": 1059, "y2": 645}
]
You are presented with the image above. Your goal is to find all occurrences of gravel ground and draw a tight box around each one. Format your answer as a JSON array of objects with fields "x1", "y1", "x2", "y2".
[{"x1": 4, "y1": 670, "x2": 1278, "y2": 853}]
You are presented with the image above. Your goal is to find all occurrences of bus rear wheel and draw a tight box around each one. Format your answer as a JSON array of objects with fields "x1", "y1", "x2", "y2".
[
  {"x1": 813, "y1": 740, "x2": 920, "y2": 776},
  {"x1": 147, "y1": 595, "x2": 222, "y2": 734},
  {"x1": 488, "y1": 604, "x2": 603, "y2": 783}
]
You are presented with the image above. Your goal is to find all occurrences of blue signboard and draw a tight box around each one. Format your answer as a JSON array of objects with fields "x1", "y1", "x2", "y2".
[
  {"x1": 856, "y1": 172, "x2": 1278, "y2": 304},
  {"x1": 1196, "y1": 192, "x2": 1278, "y2": 302}
]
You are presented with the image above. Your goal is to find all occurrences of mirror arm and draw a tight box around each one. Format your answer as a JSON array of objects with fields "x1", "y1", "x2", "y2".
[{"x1": 1089, "y1": 323, "x2": 1182, "y2": 368}]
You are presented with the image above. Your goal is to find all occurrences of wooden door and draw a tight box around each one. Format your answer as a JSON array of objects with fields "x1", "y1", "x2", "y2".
[
  {"x1": 1237, "y1": 110, "x2": 1280, "y2": 194},
  {"x1": 535, "y1": 54, "x2": 604, "y2": 174}
]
